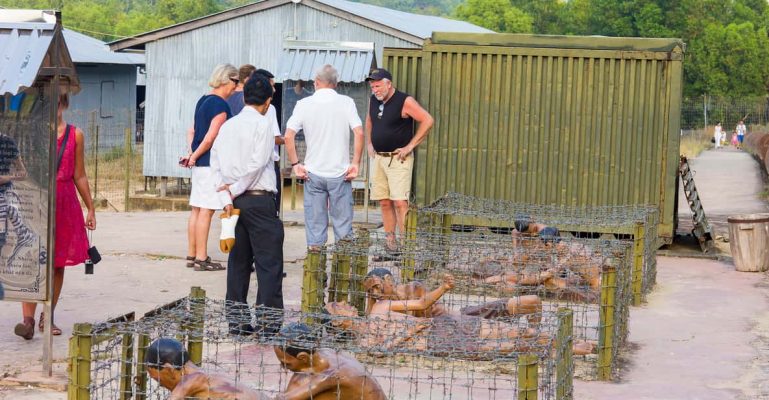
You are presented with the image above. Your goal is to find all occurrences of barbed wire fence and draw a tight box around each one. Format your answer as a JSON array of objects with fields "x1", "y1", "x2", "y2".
[
  {"x1": 68, "y1": 287, "x2": 576, "y2": 400},
  {"x1": 301, "y1": 226, "x2": 632, "y2": 382},
  {"x1": 417, "y1": 192, "x2": 658, "y2": 305}
]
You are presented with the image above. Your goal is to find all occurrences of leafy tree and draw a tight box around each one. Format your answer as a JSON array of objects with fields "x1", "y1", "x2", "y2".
[{"x1": 454, "y1": 0, "x2": 532, "y2": 33}]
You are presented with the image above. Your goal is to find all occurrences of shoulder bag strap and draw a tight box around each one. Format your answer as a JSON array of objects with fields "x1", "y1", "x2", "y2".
[{"x1": 57, "y1": 125, "x2": 72, "y2": 171}]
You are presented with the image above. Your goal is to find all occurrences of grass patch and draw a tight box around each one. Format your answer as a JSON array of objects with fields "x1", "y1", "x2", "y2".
[{"x1": 680, "y1": 129, "x2": 711, "y2": 158}]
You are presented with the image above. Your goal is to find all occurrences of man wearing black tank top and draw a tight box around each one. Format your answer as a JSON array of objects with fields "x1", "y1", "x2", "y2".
[{"x1": 365, "y1": 69, "x2": 434, "y2": 251}]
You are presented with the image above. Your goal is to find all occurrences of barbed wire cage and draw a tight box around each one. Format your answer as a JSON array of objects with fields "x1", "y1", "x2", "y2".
[
  {"x1": 67, "y1": 288, "x2": 575, "y2": 400},
  {"x1": 300, "y1": 228, "x2": 632, "y2": 381},
  {"x1": 416, "y1": 192, "x2": 658, "y2": 305}
]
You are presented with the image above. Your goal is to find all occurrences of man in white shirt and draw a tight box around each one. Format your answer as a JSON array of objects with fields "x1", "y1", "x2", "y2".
[
  {"x1": 210, "y1": 74, "x2": 284, "y2": 337},
  {"x1": 285, "y1": 64, "x2": 364, "y2": 251}
]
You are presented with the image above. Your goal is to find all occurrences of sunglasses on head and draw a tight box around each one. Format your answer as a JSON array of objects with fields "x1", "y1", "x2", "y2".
[{"x1": 377, "y1": 103, "x2": 384, "y2": 119}]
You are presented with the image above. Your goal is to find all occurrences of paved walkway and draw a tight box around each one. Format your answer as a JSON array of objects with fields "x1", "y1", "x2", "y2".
[
  {"x1": 1, "y1": 148, "x2": 769, "y2": 399},
  {"x1": 575, "y1": 147, "x2": 769, "y2": 399}
]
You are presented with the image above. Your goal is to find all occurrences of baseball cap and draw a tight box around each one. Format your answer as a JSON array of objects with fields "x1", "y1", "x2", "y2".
[{"x1": 366, "y1": 68, "x2": 392, "y2": 81}]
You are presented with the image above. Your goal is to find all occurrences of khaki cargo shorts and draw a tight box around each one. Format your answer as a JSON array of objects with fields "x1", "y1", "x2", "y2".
[{"x1": 370, "y1": 153, "x2": 414, "y2": 201}]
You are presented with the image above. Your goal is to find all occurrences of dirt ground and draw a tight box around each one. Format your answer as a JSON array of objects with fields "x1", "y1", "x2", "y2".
[{"x1": 1, "y1": 147, "x2": 769, "y2": 399}]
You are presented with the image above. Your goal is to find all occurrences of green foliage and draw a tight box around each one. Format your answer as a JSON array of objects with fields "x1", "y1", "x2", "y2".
[
  {"x1": 449, "y1": 0, "x2": 769, "y2": 97},
  {"x1": 454, "y1": 0, "x2": 532, "y2": 33}
]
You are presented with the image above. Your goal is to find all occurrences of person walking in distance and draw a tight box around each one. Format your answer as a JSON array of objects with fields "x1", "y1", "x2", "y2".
[{"x1": 365, "y1": 68, "x2": 433, "y2": 253}]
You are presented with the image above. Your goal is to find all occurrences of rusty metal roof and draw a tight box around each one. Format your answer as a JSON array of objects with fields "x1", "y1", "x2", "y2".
[
  {"x1": 0, "y1": 20, "x2": 56, "y2": 95},
  {"x1": 277, "y1": 41, "x2": 375, "y2": 83}
]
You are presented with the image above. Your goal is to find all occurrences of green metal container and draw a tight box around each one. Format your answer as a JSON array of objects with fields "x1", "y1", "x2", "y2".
[{"x1": 383, "y1": 33, "x2": 684, "y2": 244}]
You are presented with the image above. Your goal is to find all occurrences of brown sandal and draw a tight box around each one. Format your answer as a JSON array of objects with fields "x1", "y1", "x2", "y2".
[
  {"x1": 14, "y1": 318, "x2": 34, "y2": 340},
  {"x1": 194, "y1": 257, "x2": 225, "y2": 271},
  {"x1": 39, "y1": 312, "x2": 62, "y2": 336},
  {"x1": 186, "y1": 256, "x2": 195, "y2": 268}
]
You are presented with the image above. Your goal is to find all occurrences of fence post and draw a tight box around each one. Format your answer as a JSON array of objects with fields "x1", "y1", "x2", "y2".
[
  {"x1": 598, "y1": 264, "x2": 617, "y2": 380},
  {"x1": 91, "y1": 112, "x2": 99, "y2": 203},
  {"x1": 350, "y1": 229, "x2": 370, "y2": 313},
  {"x1": 632, "y1": 222, "x2": 645, "y2": 305},
  {"x1": 556, "y1": 308, "x2": 574, "y2": 400},
  {"x1": 517, "y1": 353, "x2": 538, "y2": 400},
  {"x1": 401, "y1": 209, "x2": 418, "y2": 282},
  {"x1": 124, "y1": 126, "x2": 132, "y2": 212},
  {"x1": 301, "y1": 249, "x2": 326, "y2": 321},
  {"x1": 329, "y1": 241, "x2": 352, "y2": 304},
  {"x1": 119, "y1": 327, "x2": 134, "y2": 400},
  {"x1": 187, "y1": 286, "x2": 206, "y2": 365},
  {"x1": 135, "y1": 333, "x2": 150, "y2": 400},
  {"x1": 68, "y1": 323, "x2": 93, "y2": 400}
]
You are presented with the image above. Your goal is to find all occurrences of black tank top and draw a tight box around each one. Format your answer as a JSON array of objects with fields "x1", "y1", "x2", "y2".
[{"x1": 369, "y1": 90, "x2": 415, "y2": 152}]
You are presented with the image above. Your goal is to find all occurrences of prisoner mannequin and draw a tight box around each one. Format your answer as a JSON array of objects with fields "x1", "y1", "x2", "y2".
[
  {"x1": 144, "y1": 338, "x2": 270, "y2": 400},
  {"x1": 327, "y1": 290, "x2": 596, "y2": 357},
  {"x1": 363, "y1": 268, "x2": 542, "y2": 325},
  {"x1": 273, "y1": 322, "x2": 386, "y2": 400}
]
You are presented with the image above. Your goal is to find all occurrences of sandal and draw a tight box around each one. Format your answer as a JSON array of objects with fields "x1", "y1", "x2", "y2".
[
  {"x1": 39, "y1": 312, "x2": 62, "y2": 336},
  {"x1": 194, "y1": 257, "x2": 225, "y2": 271},
  {"x1": 14, "y1": 318, "x2": 34, "y2": 340},
  {"x1": 185, "y1": 256, "x2": 195, "y2": 268}
]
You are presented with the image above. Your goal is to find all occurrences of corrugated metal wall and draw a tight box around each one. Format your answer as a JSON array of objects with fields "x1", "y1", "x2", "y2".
[
  {"x1": 143, "y1": 3, "x2": 419, "y2": 178},
  {"x1": 67, "y1": 64, "x2": 137, "y2": 150},
  {"x1": 384, "y1": 34, "x2": 683, "y2": 241}
]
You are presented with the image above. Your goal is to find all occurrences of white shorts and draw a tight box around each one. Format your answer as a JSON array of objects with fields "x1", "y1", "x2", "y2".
[{"x1": 189, "y1": 166, "x2": 223, "y2": 210}]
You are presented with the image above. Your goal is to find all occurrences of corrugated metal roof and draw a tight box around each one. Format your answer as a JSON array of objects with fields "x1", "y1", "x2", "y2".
[
  {"x1": 63, "y1": 29, "x2": 144, "y2": 65},
  {"x1": 315, "y1": 0, "x2": 493, "y2": 39},
  {"x1": 277, "y1": 41, "x2": 375, "y2": 83},
  {"x1": 0, "y1": 21, "x2": 55, "y2": 95},
  {"x1": 109, "y1": 0, "x2": 493, "y2": 51}
]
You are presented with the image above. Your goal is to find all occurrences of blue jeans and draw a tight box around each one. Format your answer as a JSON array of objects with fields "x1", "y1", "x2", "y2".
[{"x1": 303, "y1": 172, "x2": 353, "y2": 246}]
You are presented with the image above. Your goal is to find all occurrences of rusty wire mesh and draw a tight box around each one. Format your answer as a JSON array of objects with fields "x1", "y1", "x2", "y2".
[{"x1": 71, "y1": 292, "x2": 575, "y2": 400}]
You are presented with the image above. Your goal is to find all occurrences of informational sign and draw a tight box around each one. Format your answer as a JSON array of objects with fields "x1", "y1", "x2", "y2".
[{"x1": 0, "y1": 90, "x2": 52, "y2": 301}]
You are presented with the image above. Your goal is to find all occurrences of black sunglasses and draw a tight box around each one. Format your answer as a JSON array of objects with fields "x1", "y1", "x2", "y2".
[{"x1": 230, "y1": 77, "x2": 240, "y2": 85}]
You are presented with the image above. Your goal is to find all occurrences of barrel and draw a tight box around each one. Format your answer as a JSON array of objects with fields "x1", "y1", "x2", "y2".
[{"x1": 728, "y1": 213, "x2": 769, "y2": 272}]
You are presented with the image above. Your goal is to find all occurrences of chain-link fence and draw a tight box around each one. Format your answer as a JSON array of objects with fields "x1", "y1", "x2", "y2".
[{"x1": 681, "y1": 96, "x2": 769, "y2": 133}]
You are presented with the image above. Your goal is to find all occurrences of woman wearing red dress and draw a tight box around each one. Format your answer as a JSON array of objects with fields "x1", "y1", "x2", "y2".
[{"x1": 14, "y1": 93, "x2": 96, "y2": 339}]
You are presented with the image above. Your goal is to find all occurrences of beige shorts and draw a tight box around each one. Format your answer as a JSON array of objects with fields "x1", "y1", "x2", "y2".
[{"x1": 370, "y1": 153, "x2": 414, "y2": 201}]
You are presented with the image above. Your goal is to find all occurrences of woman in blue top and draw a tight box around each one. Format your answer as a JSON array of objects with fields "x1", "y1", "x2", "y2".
[{"x1": 182, "y1": 64, "x2": 237, "y2": 271}]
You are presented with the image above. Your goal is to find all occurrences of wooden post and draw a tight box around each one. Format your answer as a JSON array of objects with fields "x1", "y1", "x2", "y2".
[
  {"x1": 119, "y1": 328, "x2": 134, "y2": 400},
  {"x1": 632, "y1": 222, "x2": 645, "y2": 305},
  {"x1": 401, "y1": 209, "x2": 418, "y2": 282},
  {"x1": 89, "y1": 111, "x2": 98, "y2": 202},
  {"x1": 135, "y1": 333, "x2": 150, "y2": 400},
  {"x1": 350, "y1": 229, "x2": 370, "y2": 313},
  {"x1": 301, "y1": 249, "x2": 325, "y2": 316},
  {"x1": 598, "y1": 264, "x2": 617, "y2": 380},
  {"x1": 187, "y1": 286, "x2": 206, "y2": 365},
  {"x1": 290, "y1": 177, "x2": 297, "y2": 210},
  {"x1": 68, "y1": 323, "x2": 93, "y2": 400},
  {"x1": 329, "y1": 244, "x2": 352, "y2": 304},
  {"x1": 160, "y1": 176, "x2": 167, "y2": 198},
  {"x1": 124, "y1": 126, "x2": 132, "y2": 212},
  {"x1": 556, "y1": 308, "x2": 574, "y2": 400},
  {"x1": 517, "y1": 353, "x2": 538, "y2": 400}
]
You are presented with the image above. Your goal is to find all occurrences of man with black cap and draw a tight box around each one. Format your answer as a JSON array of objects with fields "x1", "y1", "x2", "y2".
[{"x1": 365, "y1": 68, "x2": 433, "y2": 253}]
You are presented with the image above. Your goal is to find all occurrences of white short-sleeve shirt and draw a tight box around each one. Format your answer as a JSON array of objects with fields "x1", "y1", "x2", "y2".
[{"x1": 286, "y1": 88, "x2": 362, "y2": 178}]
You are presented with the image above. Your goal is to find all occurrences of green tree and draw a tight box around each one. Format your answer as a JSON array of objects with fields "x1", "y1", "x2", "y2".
[{"x1": 454, "y1": 0, "x2": 532, "y2": 33}]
